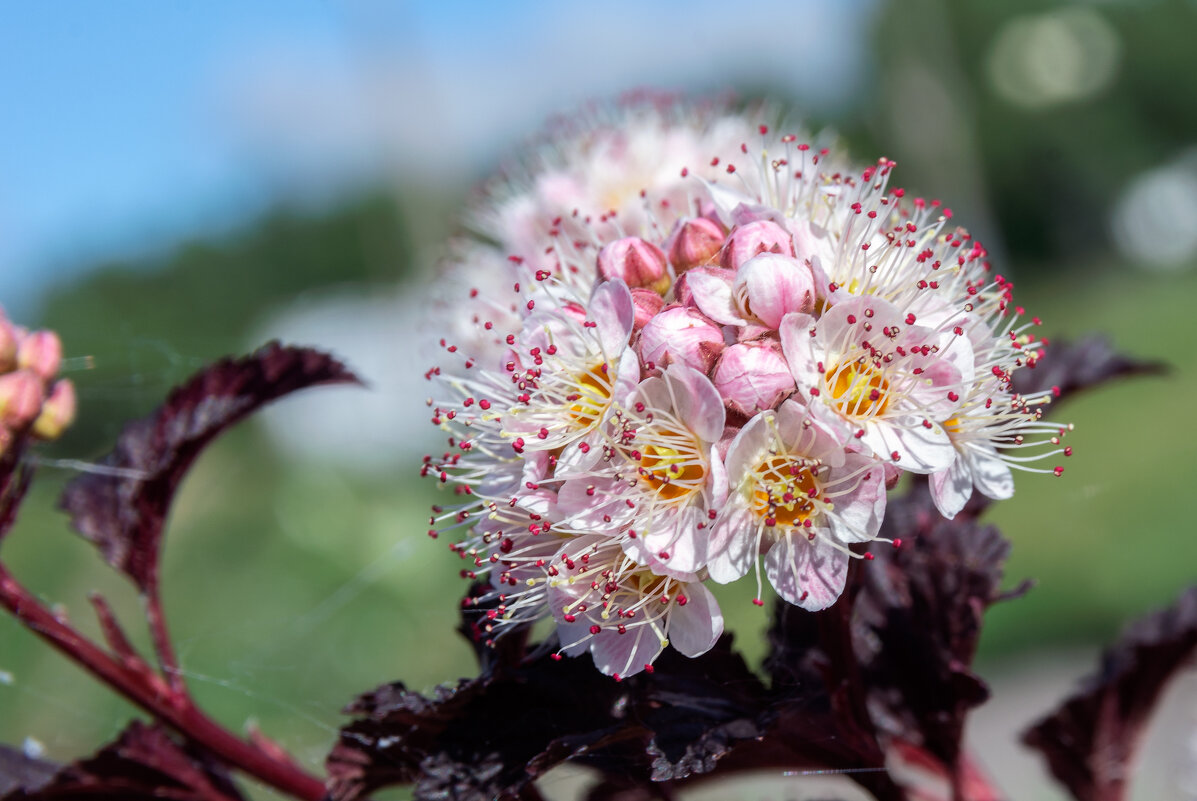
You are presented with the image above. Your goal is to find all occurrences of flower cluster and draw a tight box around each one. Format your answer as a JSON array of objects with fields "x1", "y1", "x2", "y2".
[
  {"x1": 424, "y1": 101, "x2": 1069, "y2": 678},
  {"x1": 0, "y1": 309, "x2": 75, "y2": 458}
]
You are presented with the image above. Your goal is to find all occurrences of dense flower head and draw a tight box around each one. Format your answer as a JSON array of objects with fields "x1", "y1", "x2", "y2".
[
  {"x1": 0, "y1": 308, "x2": 75, "y2": 458},
  {"x1": 422, "y1": 96, "x2": 1071, "y2": 677}
]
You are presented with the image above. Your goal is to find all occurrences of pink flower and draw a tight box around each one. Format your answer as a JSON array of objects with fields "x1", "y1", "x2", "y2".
[
  {"x1": 780, "y1": 297, "x2": 971, "y2": 474},
  {"x1": 687, "y1": 253, "x2": 815, "y2": 329},
  {"x1": 707, "y1": 400, "x2": 886, "y2": 608},
  {"x1": 545, "y1": 535, "x2": 723, "y2": 677},
  {"x1": 556, "y1": 364, "x2": 726, "y2": 575}
]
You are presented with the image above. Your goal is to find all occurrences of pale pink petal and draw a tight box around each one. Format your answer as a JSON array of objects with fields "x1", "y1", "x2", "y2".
[
  {"x1": 706, "y1": 507, "x2": 757, "y2": 584},
  {"x1": 589, "y1": 279, "x2": 635, "y2": 355},
  {"x1": 861, "y1": 417, "x2": 956, "y2": 474},
  {"x1": 590, "y1": 624, "x2": 664, "y2": 677},
  {"x1": 685, "y1": 269, "x2": 745, "y2": 325},
  {"x1": 825, "y1": 454, "x2": 887, "y2": 542},
  {"x1": 765, "y1": 536, "x2": 849, "y2": 610},
  {"x1": 665, "y1": 364, "x2": 726, "y2": 444},
  {"x1": 969, "y1": 445, "x2": 1015, "y2": 501},
  {"x1": 557, "y1": 476, "x2": 634, "y2": 531},
  {"x1": 667, "y1": 582, "x2": 723, "y2": 658},
  {"x1": 778, "y1": 312, "x2": 820, "y2": 386},
  {"x1": 930, "y1": 456, "x2": 973, "y2": 520}
]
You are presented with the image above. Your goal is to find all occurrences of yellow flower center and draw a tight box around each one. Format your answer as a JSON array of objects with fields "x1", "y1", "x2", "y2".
[
  {"x1": 751, "y1": 456, "x2": 819, "y2": 527},
  {"x1": 825, "y1": 361, "x2": 891, "y2": 418},
  {"x1": 638, "y1": 429, "x2": 707, "y2": 501},
  {"x1": 569, "y1": 363, "x2": 614, "y2": 427}
]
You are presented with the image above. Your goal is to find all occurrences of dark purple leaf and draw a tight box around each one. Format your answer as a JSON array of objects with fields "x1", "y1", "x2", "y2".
[
  {"x1": 0, "y1": 747, "x2": 57, "y2": 796},
  {"x1": 327, "y1": 648, "x2": 633, "y2": 801},
  {"x1": 58, "y1": 343, "x2": 360, "y2": 592},
  {"x1": 1023, "y1": 586, "x2": 1197, "y2": 801},
  {"x1": 631, "y1": 636, "x2": 769, "y2": 781},
  {"x1": 331, "y1": 582, "x2": 772, "y2": 801},
  {"x1": 853, "y1": 482, "x2": 1015, "y2": 769},
  {"x1": 0, "y1": 721, "x2": 245, "y2": 801},
  {"x1": 1011, "y1": 335, "x2": 1164, "y2": 403}
]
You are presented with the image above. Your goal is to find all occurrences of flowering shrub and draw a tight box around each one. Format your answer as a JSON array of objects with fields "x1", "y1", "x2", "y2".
[
  {"x1": 426, "y1": 99, "x2": 1069, "y2": 678},
  {"x1": 0, "y1": 96, "x2": 1188, "y2": 801}
]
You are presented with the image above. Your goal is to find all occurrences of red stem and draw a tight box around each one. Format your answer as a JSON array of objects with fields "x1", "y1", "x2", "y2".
[
  {"x1": 0, "y1": 565, "x2": 326, "y2": 801},
  {"x1": 144, "y1": 574, "x2": 186, "y2": 694}
]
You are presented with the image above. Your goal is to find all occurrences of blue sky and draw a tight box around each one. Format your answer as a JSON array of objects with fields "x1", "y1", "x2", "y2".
[{"x1": 0, "y1": 1, "x2": 875, "y2": 314}]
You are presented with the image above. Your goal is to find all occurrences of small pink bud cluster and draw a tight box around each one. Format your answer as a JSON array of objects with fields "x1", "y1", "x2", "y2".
[
  {"x1": 424, "y1": 103, "x2": 1070, "y2": 678},
  {"x1": 0, "y1": 310, "x2": 76, "y2": 457}
]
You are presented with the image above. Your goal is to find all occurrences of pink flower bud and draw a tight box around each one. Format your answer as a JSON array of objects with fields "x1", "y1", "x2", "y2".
[
  {"x1": 667, "y1": 217, "x2": 725, "y2": 274},
  {"x1": 637, "y1": 305, "x2": 725, "y2": 374},
  {"x1": 596, "y1": 237, "x2": 671, "y2": 295},
  {"x1": 0, "y1": 369, "x2": 46, "y2": 430},
  {"x1": 630, "y1": 288, "x2": 665, "y2": 331},
  {"x1": 732, "y1": 253, "x2": 816, "y2": 328},
  {"x1": 17, "y1": 330, "x2": 63, "y2": 382},
  {"x1": 712, "y1": 341, "x2": 795, "y2": 417},
  {"x1": 720, "y1": 220, "x2": 795, "y2": 271},
  {"x1": 32, "y1": 379, "x2": 76, "y2": 441},
  {"x1": 0, "y1": 317, "x2": 17, "y2": 372},
  {"x1": 674, "y1": 266, "x2": 735, "y2": 308}
]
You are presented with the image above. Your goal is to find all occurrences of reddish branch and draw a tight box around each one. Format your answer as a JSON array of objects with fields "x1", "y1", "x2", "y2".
[{"x1": 0, "y1": 563, "x2": 326, "y2": 801}]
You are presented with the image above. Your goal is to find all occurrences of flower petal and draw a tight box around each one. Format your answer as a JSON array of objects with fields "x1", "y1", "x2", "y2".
[
  {"x1": 667, "y1": 582, "x2": 723, "y2": 658},
  {"x1": 765, "y1": 535, "x2": 849, "y2": 610}
]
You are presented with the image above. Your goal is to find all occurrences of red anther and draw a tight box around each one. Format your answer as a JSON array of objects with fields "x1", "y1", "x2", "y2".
[
  {"x1": 864, "y1": 552, "x2": 875, "y2": 561},
  {"x1": 677, "y1": 594, "x2": 688, "y2": 606},
  {"x1": 891, "y1": 451, "x2": 901, "y2": 461},
  {"x1": 1064, "y1": 447, "x2": 1073, "y2": 457},
  {"x1": 551, "y1": 653, "x2": 562, "y2": 661},
  {"x1": 947, "y1": 391, "x2": 959, "y2": 402},
  {"x1": 892, "y1": 538, "x2": 902, "y2": 548},
  {"x1": 563, "y1": 614, "x2": 576, "y2": 623},
  {"x1": 752, "y1": 598, "x2": 765, "y2": 607},
  {"x1": 479, "y1": 399, "x2": 491, "y2": 410},
  {"x1": 905, "y1": 314, "x2": 916, "y2": 324},
  {"x1": 1052, "y1": 385, "x2": 1061, "y2": 397},
  {"x1": 589, "y1": 625, "x2": 601, "y2": 635},
  {"x1": 1053, "y1": 466, "x2": 1064, "y2": 477},
  {"x1": 644, "y1": 664, "x2": 655, "y2": 674}
]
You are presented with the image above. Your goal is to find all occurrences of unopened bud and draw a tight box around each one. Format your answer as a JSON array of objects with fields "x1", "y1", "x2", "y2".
[
  {"x1": 712, "y1": 341, "x2": 795, "y2": 417},
  {"x1": 597, "y1": 237, "x2": 671, "y2": 295},
  {"x1": 0, "y1": 369, "x2": 46, "y2": 430},
  {"x1": 17, "y1": 331, "x2": 63, "y2": 382},
  {"x1": 637, "y1": 306, "x2": 725, "y2": 374},
  {"x1": 32, "y1": 379, "x2": 76, "y2": 441},
  {"x1": 720, "y1": 220, "x2": 795, "y2": 271},
  {"x1": 630, "y1": 288, "x2": 665, "y2": 332},
  {"x1": 667, "y1": 217, "x2": 725, "y2": 274},
  {"x1": 732, "y1": 254, "x2": 816, "y2": 328}
]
